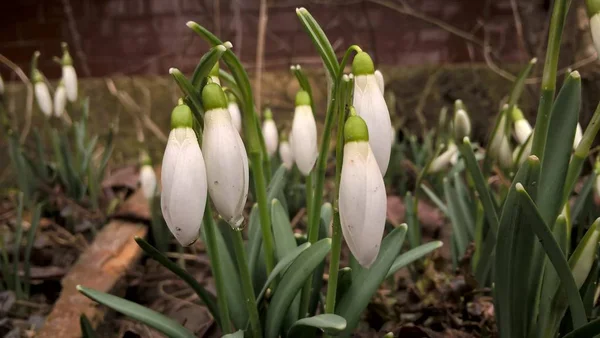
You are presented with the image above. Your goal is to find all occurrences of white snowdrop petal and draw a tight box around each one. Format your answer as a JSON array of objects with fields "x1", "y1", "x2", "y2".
[
  {"x1": 62, "y1": 65, "x2": 78, "y2": 102},
  {"x1": 574, "y1": 123, "x2": 583, "y2": 150},
  {"x1": 35, "y1": 82, "x2": 52, "y2": 117},
  {"x1": 262, "y1": 119, "x2": 279, "y2": 156},
  {"x1": 53, "y1": 86, "x2": 67, "y2": 118},
  {"x1": 514, "y1": 119, "x2": 533, "y2": 145},
  {"x1": 279, "y1": 141, "x2": 294, "y2": 170},
  {"x1": 374, "y1": 70, "x2": 384, "y2": 93},
  {"x1": 228, "y1": 102, "x2": 243, "y2": 133},
  {"x1": 339, "y1": 142, "x2": 386, "y2": 268},
  {"x1": 140, "y1": 165, "x2": 157, "y2": 200},
  {"x1": 203, "y1": 108, "x2": 249, "y2": 228},
  {"x1": 428, "y1": 144, "x2": 458, "y2": 173},
  {"x1": 353, "y1": 74, "x2": 392, "y2": 175},
  {"x1": 291, "y1": 105, "x2": 318, "y2": 175}
]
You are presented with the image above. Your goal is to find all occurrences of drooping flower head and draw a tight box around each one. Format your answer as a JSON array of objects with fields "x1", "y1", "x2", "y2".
[
  {"x1": 262, "y1": 108, "x2": 279, "y2": 157},
  {"x1": 54, "y1": 81, "x2": 67, "y2": 118},
  {"x1": 291, "y1": 90, "x2": 318, "y2": 176},
  {"x1": 279, "y1": 133, "x2": 294, "y2": 170},
  {"x1": 339, "y1": 109, "x2": 387, "y2": 268},
  {"x1": 32, "y1": 68, "x2": 52, "y2": 117},
  {"x1": 61, "y1": 43, "x2": 78, "y2": 102},
  {"x1": 510, "y1": 106, "x2": 533, "y2": 145},
  {"x1": 453, "y1": 100, "x2": 471, "y2": 142},
  {"x1": 202, "y1": 83, "x2": 249, "y2": 229},
  {"x1": 352, "y1": 52, "x2": 393, "y2": 175},
  {"x1": 139, "y1": 151, "x2": 157, "y2": 200},
  {"x1": 161, "y1": 103, "x2": 207, "y2": 246}
]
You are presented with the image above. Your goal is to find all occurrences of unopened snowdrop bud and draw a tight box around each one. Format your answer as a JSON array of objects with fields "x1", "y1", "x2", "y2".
[
  {"x1": 227, "y1": 93, "x2": 242, "y2": 133},
  {"x1": 511, "y1": 106, "x2": 532, "y2": 145},
  {"x1": 54, "y1": 81, "x2": 67, "y2": 118},
  {"x1": 262, "y1": 108, "x2": 278, "y2": 157},
  {"x1": 352, "y1": 52, "x2": 392, "y2": 175},
  {"x1": 453, "y1": 100, "x2": 471, "y2": 141},
  {"x1": 574, "y1": 122, "x2": 583, "y2": 150},
  {"x1": 202, "y1": 83, "x2": 249, "y2": 228},
  {"x1": 339, "y1": 110, "x2": 386, "y2": 268},
  {"x1": 161, "y1": 103, "x2": 207, "y2": 246},
  {"x1": 291, "y1": 90, "x2": 318, "y2": 176},
  {"x1": 279, "y1": 134, "x2": 294, "y2": 170},
  {"x1": 587, "y1": 0, "x2": 600, "y2": 56},
  {"x1": 428, "y1": 143, "x2": 458, "y2": 173},
  {"x1": 33, "y1": 70, "x2": 52, "y2": 117},
  {"x1": 209, "y1": 62, "x2": 220, "y2": 86},
  {"x1": 374, "y1": 69, "x2": 384, "y2": 93},
  {"x1": 61, "y1": 43, "x2": 77, "y2": 102},
  {"x1": 139, "y1": 151, "x2": 157, "y2": 200}
]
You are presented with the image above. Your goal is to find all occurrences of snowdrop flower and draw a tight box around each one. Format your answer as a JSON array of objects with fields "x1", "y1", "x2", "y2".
[
  {"x1": 61, "y1": 43, "x2": 78, "y2": 102},
  {"x1": 352, "y1": 52, "x2": 393, "y2": 174},
  {"x1": 428, "y1": 143, "x2": 458, "y2": 174},
  {"x1": 574, "y1": 122, "x2": 583, "y2": 150},
  {"x1": 453, "y1": 100, "x2": 471, "y2": 141},
  {"x1": 279, "y1": 135, "x2": 294, "y2": 170},
  {"x1": 511, "y1": 106, "x2": 533, "y2": 145},
  {"x1": 339, "y1": 110, "x2": 386, "y2": 268},
  {"x1": 209, "y1": 62, "x2": 220, "y2": 86},
  {"x1": 489, "y1": 114, "x2": 513, "y2": 169},
  {"x1": 33, "y1": 70, "x2": 52, "y2": 117},
  {"x1": 53, "y1": 81, "x2": 67, "y2": 118},
  {"x1": 262, "y1": 108, "x2": 278, "y2": 157},
  {"x1": 161, "y1": 103, "x2": 207, "y2": 246},
  {"x1": 588, "y1": 1, "x2": 600, "y2": 57},
  {"x1": 139, "y1": 152, "x2": 157, "y2": 200},
  {"x1": 374, "y1": 69, "x2": 384, "y2": 93},
  {"x1": 227, "y1": 93, "x2": 242, "y2": 133},
  {"x1": 202, "y1": 83, "x2": 249, "y2": 228},
  {"x1": 291, "y1": 90, "x2": 318, "y2": 176}
]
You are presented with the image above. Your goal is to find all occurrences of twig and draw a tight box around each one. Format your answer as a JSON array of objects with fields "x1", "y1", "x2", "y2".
[
  {"x1": 254, "y1": 0, "x2": 268, "y2": 115},
  {"x1": 0, "y1": 54, "x2": 33, "y2": 143},
  {"x1": 60, "y1": 0, "x2": 91, "y2": 77}
]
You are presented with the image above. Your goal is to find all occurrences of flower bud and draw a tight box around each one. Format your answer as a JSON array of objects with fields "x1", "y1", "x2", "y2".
[
  {"x1": 202, "y1": 83, "x2": 249, "y2": 228},
  {"x1": 227, "y1": 93, "x2": 242, "y2": 133},
  {"x1": 453, "y1": 100, "x2": 471, "y2": 141},
  {"x1": 428, "y1": 143, "x2": 458, "y2": 173},
  {"x1": 61, "y1": 43, "x2": 78, "y2": 102},
  {"x1": 339, "y1": 111, "x2": 386, "y2": 268},
  {"x1": 279, "y1": 136, "x2": 294, "y2": 170},
  {"x1": 587, "y1": 0, "x2": 600, "y2": 56},
  {"x1": 139, "y1": 152, "x2": 157, "y2": 200},
  {"x1": 573, "y1": 122, "x2": 583, "y2": 150},
  {"x1": 352, "y1": 52, "x2": 392, "y2": 175},
  {"x1": 291, "y1": 90, "x2": 317, "y2": 176},
  {"x1": 54, "y1": 81, "x2": 67, "y2": 118},
  {"x1": 33, "y1": 70, "x2": 52, "y2": 117},
  {"x1": 161, "y1": 104, "x2": 207, "y2": 246},
  {"x1": 262, "y1": 108, "x2": 278, "y2": 157}
]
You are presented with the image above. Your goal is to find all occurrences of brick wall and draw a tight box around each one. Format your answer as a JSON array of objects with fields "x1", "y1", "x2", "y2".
[{"x1": 0, "y1": 0, "x2": 546, "y2": 79}]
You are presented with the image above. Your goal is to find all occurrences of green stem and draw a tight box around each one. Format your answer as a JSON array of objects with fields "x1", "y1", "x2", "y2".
[
  {"x1": 231, "y1": 229, "x2": 262, "y2": 338},
  {"x1": 530, "y1": 0, "x2": 571, "y2": 159},
  {"x1": 203, "y1": 206, "x2": 233, "y2": 333},
  {"x1": 298, "y1": 172, "x2": 314, "y2": 317},
  {"x1": 250, "y1": 152, "x2": 276, "y2": 274}
]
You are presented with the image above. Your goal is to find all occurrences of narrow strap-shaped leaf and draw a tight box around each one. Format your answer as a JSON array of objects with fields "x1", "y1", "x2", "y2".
[
  {"x1": 563, "y1": 317, "x2": 600, "y2": 338},
  {"x1": 295, "y1": 8, "x2": 338, "y2": 78},
  {"x1": 404, "y1": 192, "x2": 421, "y2": 249},
  {"x1": 222, "y1": 330, "x2": 245, "y2": 338},
  {"x1": 571, "y1": 173, "x2": 596, "y2": 225},
  {"x1": 266, "y1": 166, "x2": 288, "y2": 207},
  {"x1": 170, "y1": 67, "x2": 210, "y2": 121},
  {"x1": 336, "y1": 225, "x2": 407, "y2": 336},
  {"x1": 134, "y1": 237, "x2": 221, "y2": 327},
  {"x1": 287, "y1": 314, "x2": 347, "y2": 338},
  {"x1": 308, "y1": 203, "x2": 333, "y2": 316},
  {"x1": 12, "y1": 192, "x2": 24, "y2": 298},
  {"x1": 265, "y1": 239, "x2": 331, "y2": 338},
  {"x1": 453, "y1": 173, "x2": 475, "y2": 239},
  {"x1": 443, "y1": 178, "x2": 469, "y2": 258},
  {"x1": 516, "y1": 184, "x2": 587, "y2": 329},
  {"x1": 77, "y1": 286, "x2": 196, "y2": 338},
  {"x1": 386, "y1": 241, "x2": 443, "y2": 279},
  {"x1": 80, "y1": 314, "x2": 97, "y2": 338},
  {"x1": 191, "y1": 45, "x2": 227, "y2": 88},
  {"x1": 335, "y1": 267, "x2": 352, "y2": 303},
  {"x1": 420, "y1": 184, "x2": 448, "y2": 215}
]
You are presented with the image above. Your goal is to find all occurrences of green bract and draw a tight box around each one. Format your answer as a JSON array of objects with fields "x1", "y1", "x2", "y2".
[
  {"x1": 351, "y1": 52, "x2": 375, "y2": 75},
  {"x1": 295, "y1": 90, "x2": 311, "y2": 106},
  {"x1": 170, "y1": 104, "x2": 194, "y2": 129},
  {"x1": 344, "y1": 112, "x2": 369, "y2": 143},
  {"x1": 202, "y1": 82, "x2": 228, "y2": 111}
]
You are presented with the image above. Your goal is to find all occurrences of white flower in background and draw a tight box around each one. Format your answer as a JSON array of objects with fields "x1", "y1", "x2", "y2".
[
  {"x1": 262, "y1": 108, "x2": 279, "y2": 157},
  {"x1": 139, "y1": 152, "x2": 157, "y2": 200},
  {"x1": 61, "y1": 43, "x2": 78, "y2": 102},
  {"x1": 202, "y1": 83, "x2": 249, "y2": 229},
  {"x1": 291, "y1": 90, "x2": 318, "y2": 176},
  {"x1": 33, "y1": 70, "x2": 52, "y2": 117},
  {"x1": 279, "y1": 137, "x2": 294, "y2": 170},
  {"x1": 161, "y1": 104, "x2": 207, "y2": 246},
  {"x1": 53, "y1": 81, "x2": 67, "y2": 118},
  {"x1": 510, "y1": 106, "x2": 532, "y2": 145},
  {"x1": 574, "y1": 122, "x2": 583, "y2": 150},
  {"x1": 339, "y1": 111, "x2": 386, "y2": 268},
  {"x1": 428, "y1": 143, "x2": 458, "y2": 173},
  {"x1": 352, "y1": 52, "x2": 393, "y2": 175},
  {"x1": 227, "y1": 93, "x2": 243, "y2": 133},
  {"x1": 589, "y1": 8, "x2": 600, "y2": 57},
  {"x1": 489, "y1": 114, "x2": 513, "y2": 169},
  {"x1": 453, "y1": 100, "x2": 471, "y2": 141},
  {"x1": 374, "y1": 69, "x2": 384, "y2": 93}
]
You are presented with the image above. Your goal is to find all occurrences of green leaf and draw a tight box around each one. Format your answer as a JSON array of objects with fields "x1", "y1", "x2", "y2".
[
  {"x1": 287, "y1": 314, "x2": 347, "y2": 338},
  {"x1": 516, "y1": 184, "x2": 587, "y2": 329},
  {"x1": 537, "y1": 72, "x2": 581, "y2": 227},
  {"x1": 336, "y1": 225, "x2": 407, "y2": 336},
  {"x1": 80, "y1": 314, "x2": 97, "y2": 338},
  {"x1": 256, "y1": 242, "x2": 311, "y2": 304},
  {"x1": 571, "y1": 173, "x2": 596, "y2": 225},
  {"x1": 308, "y1": 204, "x2": 333, "y2": 315},
  {"x1": 267, "y1": 166, "x2": 288, "y2": 209},
  {"x1": 134, "y1": 237, "x2": 221, "y2": 328},
  {"x1": 420, "y1": 184, "x2": 448, "y2": 215},
  {"x1": 265, "y1": 238, "x2": 331, "y2": 338},
  {"x1": 563, "y1": 317, "x2": 600, "y2": 338},
  {"x1": 404, "y1": 192, "x2": 421, "y2": 249},
  {"x1": 335, "y1": 267, "x2": 352, "y2": 302},
  {"x1": 169, "y1": 67, "x2": 209, "y2": 121},
  {"x1": 443, "y1": 177, "x2": 469, "y2": 259},
  {"x1": 77, "y1": 286, "x2": 196, "y2": 338},
  {"x1": 191, "y1": 45, "x2": 227, "y2": 88},
  {"x1": 295, "y1": 8, "x2": 338, "y2": 79},
  {"x1": 222, "y1": 330, "x2": 245, "y2": 338},
  {"x1": 386, "y1": 241, "x2": 443, "y2": 279}
]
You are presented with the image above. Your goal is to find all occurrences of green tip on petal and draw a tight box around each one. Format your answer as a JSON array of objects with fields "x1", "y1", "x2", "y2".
[
  {"x1": 344, "y1": 111, "x2": 369, "y2": 143},
  {"x1": 295, "y1": 90, "x2": 311, "y2": 106},
  {"x1": 171, "y1": 104, "x2": 194, "y2": 129},
  {"x1": 510, "y1": 106, "x2": 525, "y2": 121},
  {"x1": 352, "y1": 52, "x2": 375, "y2": 76},
  {"x1": 587, "y1": 0, "x2": 600, "y2": 16},
  {"x1": 209, "y1": 61, "x2": 219, "y2": 77},
  {"x1": 264, "y1": 108, "x2": 273, "y2": 120},
  {"x1": 202, "y1": 83, "x2": 228, "y2": 111},
  {"x1": 61, "y1": 43, "x2": 73, "y2": 66}
]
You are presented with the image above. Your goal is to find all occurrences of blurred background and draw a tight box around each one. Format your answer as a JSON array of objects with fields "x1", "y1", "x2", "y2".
[{"x1": 1, "y1": 0, "x2": 599, "y2": 161}]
